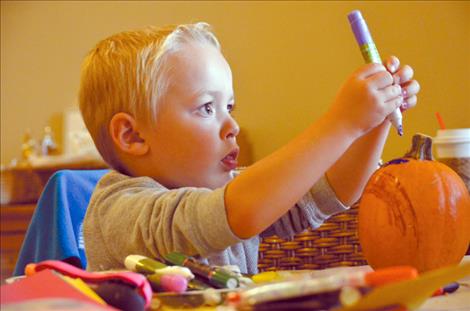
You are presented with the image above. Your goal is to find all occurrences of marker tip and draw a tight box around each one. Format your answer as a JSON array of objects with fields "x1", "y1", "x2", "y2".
[{"x1": 397, "y1": 125, "x2": 403, "y2": 136}]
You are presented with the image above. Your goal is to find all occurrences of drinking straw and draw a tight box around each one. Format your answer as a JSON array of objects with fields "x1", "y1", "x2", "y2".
[{"x1": 435, "y1": 112, "x2": 446, "y2": 130}]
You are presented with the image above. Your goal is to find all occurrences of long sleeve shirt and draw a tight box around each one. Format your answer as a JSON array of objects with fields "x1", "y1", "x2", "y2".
[{"x1": 84, "y1": 170, "x2": 348, "y2": 274}]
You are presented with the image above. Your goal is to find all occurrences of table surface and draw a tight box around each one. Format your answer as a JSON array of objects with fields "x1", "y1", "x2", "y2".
[
  {"x1": 417, "y1": 256, "x2": 470, "y2": 311},
  {"x1": 153, "y1": 256, "x2": 470, "y2": 311}
]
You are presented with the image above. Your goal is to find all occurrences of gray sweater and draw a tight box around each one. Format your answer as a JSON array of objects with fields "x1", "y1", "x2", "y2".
[{"x1": 83, "y1": 170, "x2": 348, "y2": 274}]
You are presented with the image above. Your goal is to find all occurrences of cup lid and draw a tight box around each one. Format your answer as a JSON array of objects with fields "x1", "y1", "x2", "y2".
[{"x1": 434, "y1": 128, "x2": 470, "y2": 144}]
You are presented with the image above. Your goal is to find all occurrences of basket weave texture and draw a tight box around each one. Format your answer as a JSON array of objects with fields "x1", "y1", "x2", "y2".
[{"x1": 258, "y1": 203, "x2": 367, "y2": 271}]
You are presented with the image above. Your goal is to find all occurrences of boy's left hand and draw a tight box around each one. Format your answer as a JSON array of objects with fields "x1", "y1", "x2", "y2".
[{"x1": 384, "y1": 56, "x2": 420, "y2": 112}]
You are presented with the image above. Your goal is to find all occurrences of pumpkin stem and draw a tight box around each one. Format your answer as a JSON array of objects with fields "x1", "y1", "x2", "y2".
[{"x1": 404, "y1": 133, "x2": 434, "y2": 160}]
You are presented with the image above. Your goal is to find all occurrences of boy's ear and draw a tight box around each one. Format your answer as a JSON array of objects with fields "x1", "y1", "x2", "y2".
[{"x1": 109, "y1": 112, "x2": 149, "y2": 156}]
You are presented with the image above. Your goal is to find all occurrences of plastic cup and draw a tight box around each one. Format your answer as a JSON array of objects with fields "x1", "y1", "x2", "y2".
[
  {"x1": 434, "y1": 128, "x2": 470, "y2": 158},
  {"x1": 434, "y1": 128, "x2": 470, "y2": 255},
  {"x1": 433, "y1": 128, "x2": 470, "y2": 193}
]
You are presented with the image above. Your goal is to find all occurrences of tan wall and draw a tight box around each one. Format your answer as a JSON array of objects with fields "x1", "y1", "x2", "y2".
[{"x1": 2, "y1": 1, "x2": 469, "y2": 166}]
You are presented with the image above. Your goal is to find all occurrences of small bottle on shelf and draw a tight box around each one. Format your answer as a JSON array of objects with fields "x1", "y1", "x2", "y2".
[
  {"x1": 21, "y1": 129, "x2": 38, "y2": 161},
  {"x1": 40, "y1": 126, "x2": 59, "y2": 156}
]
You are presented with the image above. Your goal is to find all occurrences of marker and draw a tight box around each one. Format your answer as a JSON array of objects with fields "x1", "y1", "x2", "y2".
[
  {"x1": 125, "y1": 254, "x2": 194, "y2": 279},
  {"x1": 348, "y1": 10, "x2": 404, "y2": 136},
  {"x1": 187, "y1": 277, "x2": 212, "y2": 291},
  {"x1": 164, "y1": 252, "x2": 239, "y2": 289},
  {"x1": 237, "y1": 266, "x2": 417, "y2": 307},
  {"x1": 432, "y1": 282, "x2": 460, "y2": 296},
  {"x1": 146, "y1": 273, "x2": 188, "y2": 293}
]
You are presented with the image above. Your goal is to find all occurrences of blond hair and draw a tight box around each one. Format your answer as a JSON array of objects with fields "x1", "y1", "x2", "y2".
[{"x1": 79, "y1": 23, "x2": 220, "y2": 171}]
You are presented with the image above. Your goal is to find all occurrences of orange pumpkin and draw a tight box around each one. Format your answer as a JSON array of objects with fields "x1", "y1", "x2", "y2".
[{"x1": 359, "y1": 133, "x2": 470, "y2": 272}]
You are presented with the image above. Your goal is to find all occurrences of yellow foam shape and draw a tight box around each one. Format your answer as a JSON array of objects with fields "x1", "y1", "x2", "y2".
[
  {"x1": 337, "y1": 262, "x2": 470, "y2": 311},
  {"x1": 251, "y1": 271, "x2": 281, "y2": 283},
  {"x1": 62, "y1": 276, "x2": 107, "y2": 305}
]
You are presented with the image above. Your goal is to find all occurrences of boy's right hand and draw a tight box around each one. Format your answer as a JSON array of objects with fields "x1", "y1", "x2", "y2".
[{"x1": 329, "y1": 62, "x2": 404, "y2": 137}]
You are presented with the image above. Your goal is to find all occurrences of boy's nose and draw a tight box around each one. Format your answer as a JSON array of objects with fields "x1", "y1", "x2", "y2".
[{"x1": 222, "y1": 116, "x2": 240, "y2": 140}]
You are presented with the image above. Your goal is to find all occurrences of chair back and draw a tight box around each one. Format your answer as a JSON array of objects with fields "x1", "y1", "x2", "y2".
[{"x1": 13, "y1": 169, "x2": 108, "y2": 276}]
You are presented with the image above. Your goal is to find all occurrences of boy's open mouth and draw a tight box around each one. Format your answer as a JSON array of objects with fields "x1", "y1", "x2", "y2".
[{"x1": 221, "y1": 148, "x2": 239, "y2": 171}]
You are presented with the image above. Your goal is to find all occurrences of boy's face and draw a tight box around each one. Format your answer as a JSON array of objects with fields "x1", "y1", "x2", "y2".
[{"x1": 141, "y1": 42, "x2": 240, "y2": 189}]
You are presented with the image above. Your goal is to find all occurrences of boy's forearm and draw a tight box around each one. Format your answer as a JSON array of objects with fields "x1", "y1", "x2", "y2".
[
  {"x1": 326, "y1": 121, "x2": 391, "y2": 205},
  {"x1": 225, "y1": 113, "x2": 359, "y2": 239}
]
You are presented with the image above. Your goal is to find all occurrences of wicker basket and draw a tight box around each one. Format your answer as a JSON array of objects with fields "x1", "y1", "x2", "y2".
[{"x1": 258, "y1": 203, "x2": 367, "y2": 271}]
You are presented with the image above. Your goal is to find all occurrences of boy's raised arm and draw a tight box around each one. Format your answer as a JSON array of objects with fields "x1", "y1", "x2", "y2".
[
  {"x1": 225, "y1": 111, "x2": 358, "y2": 239},
  {"x1": 326, "y1": 121, "x2": 390, "y2": 205},
  {"x1": 327, "y1": 57, "x2": 419, "y2": 205},
  {"x1": 225, "y1": 57, "x2": 419, "y2": 239}
]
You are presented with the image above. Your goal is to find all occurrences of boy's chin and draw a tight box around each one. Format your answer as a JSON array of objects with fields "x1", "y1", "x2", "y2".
[{"x1": 204, "y1": 172, "x2": 234, "y2": 189}]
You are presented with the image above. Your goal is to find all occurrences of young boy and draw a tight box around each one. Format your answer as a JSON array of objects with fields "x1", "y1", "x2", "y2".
[{"x1": 79, "y1": 23, "x2": 419, "y2": 273}]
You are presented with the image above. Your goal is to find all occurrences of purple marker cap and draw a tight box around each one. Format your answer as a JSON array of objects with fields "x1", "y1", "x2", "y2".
[{"x1": 348, "y1": 10, "x2": 374, "y2": 46}]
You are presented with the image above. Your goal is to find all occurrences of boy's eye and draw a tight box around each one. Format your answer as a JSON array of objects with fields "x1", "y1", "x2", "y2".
[{"x1": 198, "y1": 103, "x2": 214, "y2": 116}]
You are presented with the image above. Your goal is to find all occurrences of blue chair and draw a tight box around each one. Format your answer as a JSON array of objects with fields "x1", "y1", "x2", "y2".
[{"x1": 13, "y1": 169, "x2": 108, "y2": 276}]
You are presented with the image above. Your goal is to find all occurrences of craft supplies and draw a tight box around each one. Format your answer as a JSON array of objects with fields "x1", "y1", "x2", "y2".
[
  {"x1": 164, "y1": 252, "x2": 239, "y2": 289},
  {"x1": 124, "y1": 254, "x2": 194, "y2": 279},
  {"x1": 236, "y1": 266, "x2": 417, "y2": 307},
  {"x1": 25, "y1": 260, "x2": 152, "y2": 309}
]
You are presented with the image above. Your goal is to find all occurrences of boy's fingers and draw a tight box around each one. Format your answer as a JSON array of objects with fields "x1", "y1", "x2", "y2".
[
  {"x1": 366, "y1": 70, "x2": 394, "y2": 89},
  {"x1": 401, "y1": 95, "x2": 417, "y2": 111},
  {"x1": 393, "y1": 65, "x2": 414, "y2": 85},
  {"x1": 356, "y1": 63, "x2": 387, "y2": 79},
  {"x1": 384, "y1": 55, "x2": 400, "y2": 74},
  {"x1": 401, "y1": 80, "x2": 421, "y2": 99},
  {"x1": 385, "y1": 95, "x2": 405, "y2": 113},
  {"x1": 380, "y1": 84, "x2": 403, "y2": 102}
]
